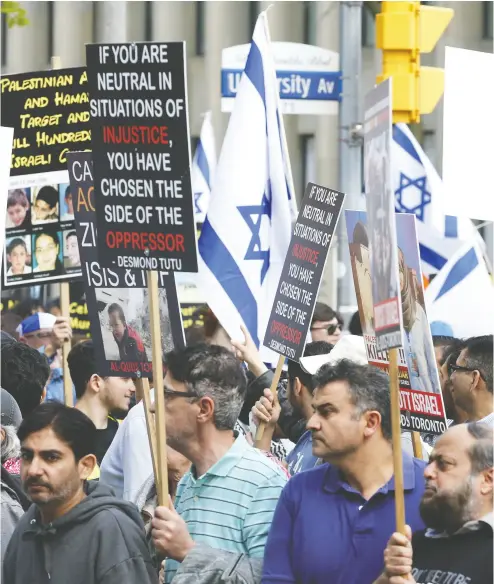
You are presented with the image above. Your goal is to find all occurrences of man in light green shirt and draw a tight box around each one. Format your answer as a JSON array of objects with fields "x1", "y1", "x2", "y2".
[{"x1": 150, "y1": 344, "x2": 287, "y2": 583}]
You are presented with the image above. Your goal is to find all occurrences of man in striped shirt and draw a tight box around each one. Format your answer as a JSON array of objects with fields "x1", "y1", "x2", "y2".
[{"x1": 150, "y1": 344, "x2": 287, "y2": 583}]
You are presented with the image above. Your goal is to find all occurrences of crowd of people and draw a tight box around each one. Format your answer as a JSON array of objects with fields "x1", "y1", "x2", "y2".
[{"x1": 0, "y1": 299, "x2": 492, "y2": 583}]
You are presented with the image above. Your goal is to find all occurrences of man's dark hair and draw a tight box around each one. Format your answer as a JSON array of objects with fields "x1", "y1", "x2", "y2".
[
  {"x1": 432, "y1": 335, "x2": 457, "y2": 349},
  {"x1": 7, "y1": 237, "x2": 27, "y2": 255},
  {"x1": 65, "y1": 186, "x2": 71, "y2": 199},
  {"x1": 1, "y1": 342, "x2": 50, "y2": 417},
  {"x1": 440, "y1": 339, "x2": 466, "y2": 368},
  {"x1": 288, "y1": 341, "x2": 333, "y2": 394},
  {"x1": 67, "y1": 339, "x2": 100, "y2": 399},
  {"x1": 466, "y1": 423, "x2": 493, "y2": 474},
  {"x1": 463, "y1": 335, "x2": 493, "y2": 393},
  {"x1": 35, "y1": 186, "x2": 58, "y2": 209},
  {"x1": 314, "y1": 359, "x2": 391, "y2": 440},
  {"x1": 349, "y1": 311, "x2": 363, "y2": 336},
  {"x1": 312, "y1": 302, "x2": 341, "y2": 325},
  {"x1": 165, "y1": 343, "x2": 247, "y2": 431},
  {"x1": 66, "y1": 230, "x2": 77, "y2": 240},
  {"x1": 18, "y1": 402, "x2": 97, "y2": 461},
  {"x1": 108, "y1": 303, "x2": 126, "y2": 325}
]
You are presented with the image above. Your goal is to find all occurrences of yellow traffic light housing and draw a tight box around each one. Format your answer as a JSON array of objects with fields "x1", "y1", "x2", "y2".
[{"x1": 376, "y1": 1, "x2": 454, "y2": 124}]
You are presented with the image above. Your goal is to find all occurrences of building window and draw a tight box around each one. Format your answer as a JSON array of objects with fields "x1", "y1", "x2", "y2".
[
  {"x1": 362, "y1": 7, "x2": 376, "y2": 47},
  {"x1": 144, "y1": 1, "x2": 152, "y2": 41},
  {"x1": 303, "y1": 2, "x2": 317, "y2": 45},
  {"x1": 483, "y1": 1, "x2": 493, "y2": 39},
  {"x1": 195, "y1": 1, "x2": 205, "y2": 55},
  {"x1": 249, "y1": 1, "x2": 260, "y2": 34},
  {"x1": 1, "y1": 13, "x2": 6, "y2": 67},
  {"x1": 47, "y1": 1, "x2": 54, "y2": 63},
  {"x1": 301, "y1": 135, "x2": 316, "y2": 191}
]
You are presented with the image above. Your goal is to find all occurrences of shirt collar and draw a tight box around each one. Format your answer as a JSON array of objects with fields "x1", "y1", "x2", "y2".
[
  {"x1": 323, "y1": 451, "x2": 416, "y2": 495},
  {"x1": 477, "y1": 413, "x2": 494, "y2": 427},
  {"x1": 190, "y1": 433, "x2": 250, "y2": 480},
  {"x1": 425, "y1": 512, "x2": 494, "y2": 538}
]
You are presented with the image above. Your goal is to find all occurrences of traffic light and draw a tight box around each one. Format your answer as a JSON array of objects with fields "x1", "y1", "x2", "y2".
[{"x1": 376, "y1": 1, "x2": 454, "y2": 124}]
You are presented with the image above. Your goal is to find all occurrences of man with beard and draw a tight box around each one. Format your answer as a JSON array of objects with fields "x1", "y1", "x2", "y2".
[
  {"x1": 376, "y1": 423, "x2": 493, "y2": 584},
  {"x1": 3, "y1": 402, "x2": 157, "y2": 584}
]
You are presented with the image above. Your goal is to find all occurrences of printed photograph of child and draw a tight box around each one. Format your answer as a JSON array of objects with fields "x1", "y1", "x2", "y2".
[
  {"x1": 32, "y1": 185, "x2": 59, "y2": 225},
  {"x1": 6, "y1": 189, "x2": 31, "y2": 229},
  {"x1": 6, "y1": 236, "x2": 32, "y2": 277}
]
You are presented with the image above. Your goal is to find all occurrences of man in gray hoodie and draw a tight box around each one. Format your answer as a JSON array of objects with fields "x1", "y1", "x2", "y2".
[{"x1": 3, "y1": 402, "x2": 158, "y2": 584}]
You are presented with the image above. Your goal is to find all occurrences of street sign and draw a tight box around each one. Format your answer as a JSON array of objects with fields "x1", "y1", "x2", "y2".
[{"x1": 221, "y1": 42, "x2": 341, "y2": 115}]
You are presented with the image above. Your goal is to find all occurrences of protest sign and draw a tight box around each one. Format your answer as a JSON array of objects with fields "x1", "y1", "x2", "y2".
[
  {"x1": 1, "y1": 67, "x2": 89, "y2": 288},
  {"x1": 364, "y1": 79, "x2": 403, "y2": 350},
  {"x1": 346, "y1": 210, "x2": 448, "y2": 436},
  {"x1": 0, "y1": 127, "x2": 14, "y2": 270},
  {"x1": 85, "y1": 42, "x2": 197, "y2": 273},
  {"x1": 264, "y1": 182, "x2": 345, "y2": 362},
  {"x1": 67, "y1": 151, "x2": 184, "y2": 378}
]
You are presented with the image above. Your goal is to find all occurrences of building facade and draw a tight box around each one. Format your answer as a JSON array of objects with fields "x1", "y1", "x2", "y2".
[{"x1": 1, "y1": 1, "x2": 492, "y2": 307}]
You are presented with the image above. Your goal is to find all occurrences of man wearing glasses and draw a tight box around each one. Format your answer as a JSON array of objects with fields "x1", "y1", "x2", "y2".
[
  {"x1": 150, "y1": 344, "x2": 287, "y2": 583},
  {"x1": 310, "y1": 302, "x2": 343, "y2": 345},
  {"x1": 450, "y1": 335, "x2": 493, "y2": 427}
]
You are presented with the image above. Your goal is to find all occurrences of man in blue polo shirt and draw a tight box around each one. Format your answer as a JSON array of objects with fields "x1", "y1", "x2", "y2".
[{"x1": 262, "y1": 359, "x2": 426, "y2": 584}]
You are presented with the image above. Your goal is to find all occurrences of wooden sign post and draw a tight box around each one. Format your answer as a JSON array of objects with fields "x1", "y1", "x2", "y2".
[
  {"x1": 147, "y1": 270, "x2": 169, "y2": 505},
  {"x1": 51, "y1": 55, "x2": 73, "y2": 407}
]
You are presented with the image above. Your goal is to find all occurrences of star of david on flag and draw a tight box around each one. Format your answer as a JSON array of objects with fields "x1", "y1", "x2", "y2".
[
  {"x1": 191, "y1": 111, "x2": 216, "y2": 224},
  {"x1": 198, "y1": 12, "x2": 297, "y2": 362},
  {"x1": 392, "y1": 124, "x2": 481, "y2": 276}
]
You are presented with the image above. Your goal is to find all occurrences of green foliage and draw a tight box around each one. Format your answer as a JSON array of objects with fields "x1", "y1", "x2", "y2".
[{"x1": 1, "y1": 1, "x2": 29, "y2": 27}]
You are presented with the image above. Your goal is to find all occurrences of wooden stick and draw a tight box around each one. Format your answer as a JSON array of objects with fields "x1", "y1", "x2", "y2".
[
  {"x1": 50, "y1": 55, "x2": 73, "y2": 407},
  {"x1": 137, "y1": 377, "x2": 160, "y2": 496},
  {"x1": 255, "y1": 354, "x2": 284, "y2": 445},
  {"x1": 389, "y1": 348, "x2": 406, "y2": 534},
  {"x1": 412, "y1": 431, "x2": 423, "y2": 459},
  {"x1": 60, "y1": 282, "x2": 73, "y2": 407},
  {"x1": 147, "y1": 270, "x2": 169, "y2": 506}
]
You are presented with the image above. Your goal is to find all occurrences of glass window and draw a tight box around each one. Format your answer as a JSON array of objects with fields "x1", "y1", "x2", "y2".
[
  {"x1": 249, "y1": 1, "x2": 260, "y2": 34},
  {"x1": 1, "y1": 13, "x2": 6, "y2": 67},
  {"x1": 483, "y1": 1, "x2": 493, "y2": 39},
  {"x1": 362, "y1": 7, "x2": 375, "y2": 47},
  {"x1": 196, "y1": 1, "x2": 205, "y2": 55},
  {"x1": 301, "y1": 135, "x2": 316, "y2": 191},
  {"x1": 303, "y1": 1, "x2": 317, "y2": 45}
]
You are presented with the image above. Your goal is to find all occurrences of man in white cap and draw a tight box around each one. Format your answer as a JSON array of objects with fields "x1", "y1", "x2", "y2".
[
  {"x1": 17, "y1": 313, "x2": 75, "y2": 404},
  {"x1": 252, "y1": 336, "x2": 368, "y2": 474}
]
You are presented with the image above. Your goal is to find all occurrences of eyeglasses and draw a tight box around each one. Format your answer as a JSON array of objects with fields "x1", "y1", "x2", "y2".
[
  {"x1": 311, "y1": 323, "x2": 343, "y2": 335},
  {"x1": 449, "y1": 364, "x2": 486, "y2": 382},
  {"x1": 24, "y1": 331, "x2": 52, "y2": 340},
  {"x1": 163, "y1": 387, "x2": 199, "y2": 399}
]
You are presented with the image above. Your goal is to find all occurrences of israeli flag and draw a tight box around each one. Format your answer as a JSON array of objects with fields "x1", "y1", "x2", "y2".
[
  {"x1": 392, "y1": 124, "x2": 481, "y2": 276},
  {"x1": 191, "y1": 112, "x2": 216, "y2": 224},
  {"x1": 198, "y1": 12, "x2": 297, "y2": 361},
  {"x1": 425, "y1": 241, "x2": 494, "y2": 338}
]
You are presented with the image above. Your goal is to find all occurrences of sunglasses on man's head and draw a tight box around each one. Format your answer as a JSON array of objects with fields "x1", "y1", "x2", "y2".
[
  {"x1": 448, "y1": 363, "x2": 486, "y2": 382},
  {"x1": 311, "y1": 323, "x2": 342, "y2": 335}
]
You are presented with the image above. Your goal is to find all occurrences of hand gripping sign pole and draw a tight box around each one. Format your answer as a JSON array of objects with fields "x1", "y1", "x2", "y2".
[
  {"x1": 51, "y1": 55, "x2": 73, "y2": 407},
  {"x1": 255, "y1": 355, "x2": 284, "y2": 443}
]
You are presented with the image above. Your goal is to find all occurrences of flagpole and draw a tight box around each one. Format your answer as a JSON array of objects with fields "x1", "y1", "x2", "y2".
[{"x1": 261, "y1": 10, "x2": 297, "y2": 209}]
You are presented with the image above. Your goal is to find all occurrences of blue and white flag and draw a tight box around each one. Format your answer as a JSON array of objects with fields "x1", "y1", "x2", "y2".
[
  {"x1": 425, "y1": 241, "x2": 494, "y2": 338},
  {"x1": 191, "y1": 111, "x2": 216, "y2": 224},
  {"x1": 392, "y1": 123, "x2": 481, "y2": 276},
  {"x1": 198, "y1": 12, "x2": 297, "y2": 361}
]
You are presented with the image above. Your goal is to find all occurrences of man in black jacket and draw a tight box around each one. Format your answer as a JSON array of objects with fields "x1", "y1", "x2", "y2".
[
  {"x1": 376, "y1": 423, "x2": 493, "y2": 584},
  {"x1": 3, "y1": 402, "x2": 157, "y2": 584}
]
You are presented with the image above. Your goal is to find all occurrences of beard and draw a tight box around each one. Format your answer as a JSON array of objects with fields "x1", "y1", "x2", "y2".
[{"x1": 420, "y1": 477, "x2": 477, "y2": 534}]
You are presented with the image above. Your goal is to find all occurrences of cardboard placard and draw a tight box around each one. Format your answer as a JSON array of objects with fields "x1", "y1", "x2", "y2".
[
  {"x1": 263, "y1": 182, "x2": 345, "y2": 361},
  {"x1": 364, "y1": 79, "x2": 403, "y2": 350},
  {"x1": 346, "y1": 210, "x2": 448, "y2": 435},
  {"x1": 67, "y1": 151, "x2": 184, "y2": 377},
  {"x1": 85, "y1": 42, "x2": 198, "y2": 273},
  {"x1": 1, "y1": 67, "x2": 89, "y2": 288}
]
